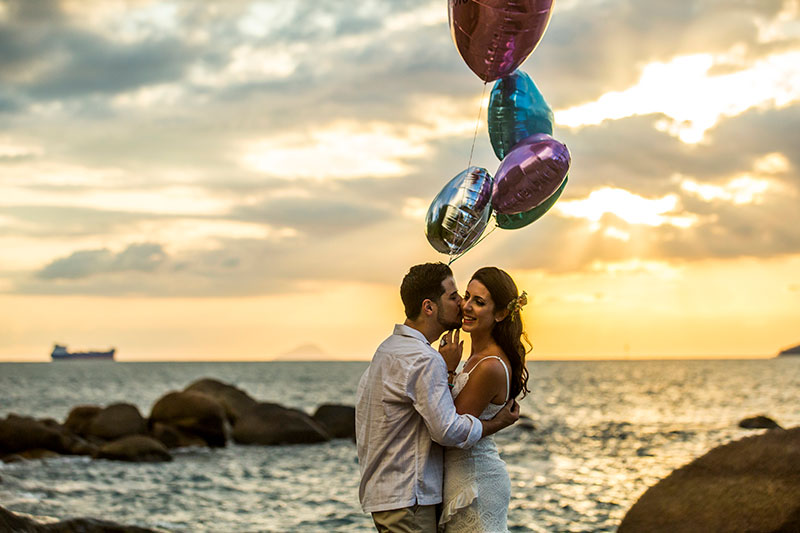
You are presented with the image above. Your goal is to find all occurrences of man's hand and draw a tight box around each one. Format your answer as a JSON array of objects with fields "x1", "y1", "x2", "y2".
[
  {"x1": 495, "y1": 399, "x2": 520, "y2": 429},
  {"x1": 438, "y1": 329, "x2": 463, "y2": 372},
  {"x1": 479, "y1": 399, "x2": 520, "y2": 438}
]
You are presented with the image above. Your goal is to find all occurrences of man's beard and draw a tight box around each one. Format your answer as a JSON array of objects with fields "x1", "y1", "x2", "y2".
[{"x1": 437, "y1": 306, "x2": 462, "y2": 331}]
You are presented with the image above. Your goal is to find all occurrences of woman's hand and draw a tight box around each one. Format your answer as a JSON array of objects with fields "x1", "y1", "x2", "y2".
[{"x1": 438, "y1": 329, "x2": 463, "y2": 372}]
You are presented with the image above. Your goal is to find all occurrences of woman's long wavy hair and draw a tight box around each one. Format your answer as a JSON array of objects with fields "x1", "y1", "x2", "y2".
[{"x1": 471, "y1": 267, "x2": 531, "y2": 399}]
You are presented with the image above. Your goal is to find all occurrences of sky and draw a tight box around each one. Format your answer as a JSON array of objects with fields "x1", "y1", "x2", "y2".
[{"x1": 0, "y1": 0, "x2": 798, "y2": 362}]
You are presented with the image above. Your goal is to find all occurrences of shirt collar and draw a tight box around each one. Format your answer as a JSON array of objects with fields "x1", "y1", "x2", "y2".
[{"x1": 393, "y1": 323, "x2": 431, "y2": 346}]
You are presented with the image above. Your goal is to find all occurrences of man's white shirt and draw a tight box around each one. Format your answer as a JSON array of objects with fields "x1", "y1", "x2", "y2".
[{"x1": 355, "y1": 324, "x2": 483, "y2": 513}]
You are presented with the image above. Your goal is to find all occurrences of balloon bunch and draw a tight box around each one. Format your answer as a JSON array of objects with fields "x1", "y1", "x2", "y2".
[{"x1": 425, "y1": 0, "x2": 571, "y2": 262}]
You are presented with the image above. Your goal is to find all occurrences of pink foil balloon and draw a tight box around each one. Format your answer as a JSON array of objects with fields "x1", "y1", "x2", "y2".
[
  {"x1": 492, "y1": 133, "x2": 570, "y2": 215},
  {"x1": 449, "y1": 0, "x2": 555, "y2": 82}
]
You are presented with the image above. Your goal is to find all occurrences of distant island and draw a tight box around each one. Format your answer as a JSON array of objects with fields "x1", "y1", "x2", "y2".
[
  {"x1": 777, "y1": 343, "x2": 800, "y2": 357},
  {"x1": 274, "y1": 343, "x2": 328, "y2": 361}
]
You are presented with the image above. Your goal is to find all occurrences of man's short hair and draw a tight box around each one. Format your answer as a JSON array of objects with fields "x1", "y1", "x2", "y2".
[{"x1": 400, "y1": 263, "x2": 453, "y2": 320}]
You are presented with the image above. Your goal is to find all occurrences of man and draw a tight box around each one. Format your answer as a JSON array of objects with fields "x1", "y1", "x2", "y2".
[{"x1": 356, "y1": 262, "x2": 520, "y2": 532}]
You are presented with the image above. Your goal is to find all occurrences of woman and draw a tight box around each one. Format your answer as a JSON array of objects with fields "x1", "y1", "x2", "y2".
[{"x1": 439, "y1": 266, "x2": 530, "y2": 533}]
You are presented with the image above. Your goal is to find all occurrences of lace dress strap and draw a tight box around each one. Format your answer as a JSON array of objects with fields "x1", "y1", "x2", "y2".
[{"x1": 466, "y1": 356, "x2": 510, "y2": 403}]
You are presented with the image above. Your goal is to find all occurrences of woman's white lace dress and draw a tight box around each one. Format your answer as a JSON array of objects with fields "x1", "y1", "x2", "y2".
[{"x1": 439, "y1": 356, "x2": 511, "y2": 533}]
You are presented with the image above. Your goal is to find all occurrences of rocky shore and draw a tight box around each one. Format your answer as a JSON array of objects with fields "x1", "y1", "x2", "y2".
[
  {"x1": 4, "y1": 379, "x2": 796, "y2": 533},
  {"x1": 0, "y1": 378, "x2": 355, "y2": 463},
  {"x1": 620, "y1": 423, "x2": 800, "y2": 533},
  {"x1": 0, "y1": 504, "x2": 159, "y2": 533}
]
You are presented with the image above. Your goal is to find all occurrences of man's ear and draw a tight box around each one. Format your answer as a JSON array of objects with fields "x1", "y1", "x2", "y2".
[{"x1": 422, "y1": 298, "x2": 435, "y2": 317}]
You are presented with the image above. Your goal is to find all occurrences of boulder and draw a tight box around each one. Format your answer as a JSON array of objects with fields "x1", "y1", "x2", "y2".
[
  {"x1": 63, "y1": 405, "x2": 102, "y2": 436},
  {"x1": 312, "y1": 404, "x2": 355, "y2": 439},
  {"x1": 233, "y1": 402, "x2": 330, "y2": 445},
  {"x1": 184, "y1": 378, "x2": 257, "y2": 424},
  {"x1": 150, "y1": 422, "x2": 207, "y2": 449},
  {"x1": 86, "y1": 403, "x2": 146, "y2": 441},
  {"x1": 3, "y1": 449, "x2": 61, "y2": 463},
  {"x1": 96, "y1": 435, "x2": 172, "y2": 463},
  {"x1": 149, "y1": 390, "x2": 227, "y2": 447},
  {"x1": 0, "y1": 415, "x2": 66, "y2": 455},
  {"x1": 618, "y1": 427, "x2": 800, "y2": 533},
  {"x1": 1, "y1": 504, "x2": 158, "y2": 532},
  {"x1": 739, "y1": 415, "x2": 782, "y2": 430},
  {"x1": 517, "y1": 414, "x2": 537, "y2": 431}
]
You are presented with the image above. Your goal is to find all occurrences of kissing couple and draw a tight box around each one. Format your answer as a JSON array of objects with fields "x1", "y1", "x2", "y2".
[{"x1": 356, "y1": 262, "x2": 531, "y2": 533}]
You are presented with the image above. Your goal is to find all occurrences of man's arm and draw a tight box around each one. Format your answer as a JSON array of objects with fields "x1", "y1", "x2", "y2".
[
  {"x1": 409, "y1": 352, "x2": 483, "y2": 448},
  {"x1": 439, "y1": 335, "x2": 521, "y2": 437},
  {"x1": 479, "y1": 400, "x2": 520, "y2": 437}
]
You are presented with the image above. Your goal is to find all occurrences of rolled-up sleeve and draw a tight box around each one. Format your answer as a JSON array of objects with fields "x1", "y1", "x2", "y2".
[{"x1": 408, "y1": 353, "x2": 482, "y2": 449}]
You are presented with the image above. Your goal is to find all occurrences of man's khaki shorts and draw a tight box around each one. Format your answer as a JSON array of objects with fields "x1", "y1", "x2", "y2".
[{"x1": 372, "y1": 504, "x2": 438, "y2": 533}]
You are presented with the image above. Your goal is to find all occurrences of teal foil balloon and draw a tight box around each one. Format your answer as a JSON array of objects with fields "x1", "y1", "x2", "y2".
[
  {"x1": 488, "y1": 70, "x2": 554, "y2": 160},
  {"x1": 496, "y1": 175, "x2": 567, "y2": 230},
  {"x1": 425, "y1": 167, "x2": 494, "y2": 256}
]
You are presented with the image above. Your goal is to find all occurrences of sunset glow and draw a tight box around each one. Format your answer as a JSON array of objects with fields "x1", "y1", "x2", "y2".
[{"x1": 0, "y1": 0, "x2": 797, "y2": 362}]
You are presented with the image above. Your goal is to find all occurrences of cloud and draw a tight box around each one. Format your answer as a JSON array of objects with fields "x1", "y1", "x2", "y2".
[
  {"x1": 528, "y1": 0, "x2": 791, "y2": 107},
  {"x1": 233, "y1": 195, "x2": 390, "y2": 237},
  {"x1": 556, "y1": 49, "x2": 800, "y2": 143},
  {"x1": 1, "y1": 0, "x2": 799, "y2": 298},
  {"x1": 36, "y1": 242, "x2": 166, "y2": 279}
]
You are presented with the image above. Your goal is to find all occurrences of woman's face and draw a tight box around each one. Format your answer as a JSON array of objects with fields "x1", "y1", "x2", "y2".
[{"x1": 461, "y1": 279, "x2": 502, "y2": 334}]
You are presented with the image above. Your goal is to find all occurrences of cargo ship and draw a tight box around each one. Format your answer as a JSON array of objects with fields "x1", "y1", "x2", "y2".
[{"x1": 51, "y1": 344, "x2": 115, "y2": 361}]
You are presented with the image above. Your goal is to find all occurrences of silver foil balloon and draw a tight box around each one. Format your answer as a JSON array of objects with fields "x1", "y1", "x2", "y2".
[
  {"x1": 426, "y1": 167, "x2": 494, "y2": 256},
  {"x1": 488, "y1": 70, "x2": 554, "y2": 160}
]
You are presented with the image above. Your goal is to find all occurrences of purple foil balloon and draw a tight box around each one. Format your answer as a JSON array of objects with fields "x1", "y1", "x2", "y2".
[
  {"x1": 449, "y1": 0, "x2": 555, "y2": 82},
  {"x1": 492, "y1": 133, "x2": 570, "y2": 215}
]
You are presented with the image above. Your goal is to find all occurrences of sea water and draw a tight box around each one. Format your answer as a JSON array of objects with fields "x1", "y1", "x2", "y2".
[{"x1": 1, "y1": 359, "x2": 798, "y2": 532}]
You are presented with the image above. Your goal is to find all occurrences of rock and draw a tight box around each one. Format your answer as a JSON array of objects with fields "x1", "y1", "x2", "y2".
[
  {"x1": 3, "y1": 449, "x2": 62, "y2": 463},
  {"x1": 1, "y1": 504, "x2": 159, "y2": 532},
  {"x1": 619, "y1": 426, "x2": 800, "y2": 533},
  {"x1": 233, "y1": 402, "x2": 330, "y2": 445},
  {"x1": 15, "y1": 449, "x2": 61, "y2": 461},
  {"x1": 63, "y1": 436, "x2": 99, "y2": 457},
  {"x1": 96, "y1": 435, "x2": 172, "y2": 463},
  {"x1": 517, "y1": 414, "x2": 537, "y2": 431},
  {"x1": 777, "y1": 343, "x2": 800, "y2": 356},
  {"x1": 739, "y1": 415, "x2": 783, "y2": 430},
  {"x1": 150, "y1": 422, "x2": 207, "y2": 449},
  {"x1": 0, "y1": 415, "x2": 66, "y2": 455},
  {"x1": 149, "y1": 390, "x2": 227, "y2": 447},
  {"x1": 184, "y1": 378, "x2": 257, "y2": 424},
  {"x1": 86, "y1": 403, "x2": 147, "y2": 441},
  {"x1": 312, "y1": 404, "x2": 355, "y2": 439},
  {"x1": 63, "y1": 405, "x2": 102, "y2": 436}
]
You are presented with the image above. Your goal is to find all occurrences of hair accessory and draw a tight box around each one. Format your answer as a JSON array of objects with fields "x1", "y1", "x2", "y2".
[{"x1": 507, "y1": 291, "x2": 528, "y2": 316}]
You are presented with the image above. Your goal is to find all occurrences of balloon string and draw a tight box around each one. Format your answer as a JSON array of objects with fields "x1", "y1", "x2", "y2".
[
  {"x1": 467, "y1": 81, "x2": 488, "y2": 169},
  {"x1": 451, "y1": 81, "x2": 490, "y2": 265}
]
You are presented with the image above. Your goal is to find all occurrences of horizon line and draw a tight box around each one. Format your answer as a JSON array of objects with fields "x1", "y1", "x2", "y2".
[{"x1": 0, "y1": 355, "x2": 790, "y2": 363}]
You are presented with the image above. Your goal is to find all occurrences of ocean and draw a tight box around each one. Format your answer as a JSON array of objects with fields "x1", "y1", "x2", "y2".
[{"x1": 1, "y1": 359, "x2": 798, "y2": 532}]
